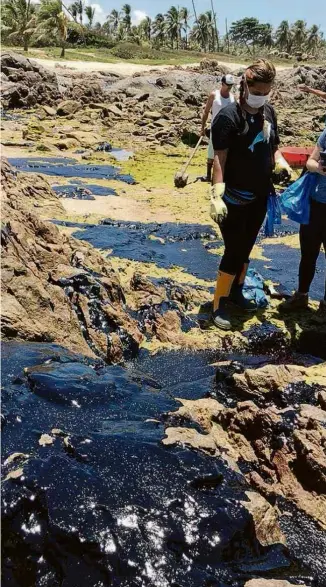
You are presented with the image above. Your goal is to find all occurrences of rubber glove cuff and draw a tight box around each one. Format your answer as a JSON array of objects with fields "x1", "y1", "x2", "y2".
[
  {"x1": 210, "y1": 183, "x2": 225, "y2": 199},
  {"x1": 275, "y1": 155, "x2": 292, "y2": 173}
]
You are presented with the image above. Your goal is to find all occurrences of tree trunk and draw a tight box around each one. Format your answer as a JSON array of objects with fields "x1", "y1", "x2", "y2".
[
  {"x1": 23, "y1": 36, "x2": 28, "y2": 52},
  {"x1": 60, "y1": 44, "x2": 65, "y2": 58}
]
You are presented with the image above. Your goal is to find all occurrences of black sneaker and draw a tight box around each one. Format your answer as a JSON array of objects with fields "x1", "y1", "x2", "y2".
[
  {"x1": 228, "y1": 284, "x2": 257, "y2": 312},
  {"x1": 279, "y1": 292, "x2": 308, "y2": 313}
]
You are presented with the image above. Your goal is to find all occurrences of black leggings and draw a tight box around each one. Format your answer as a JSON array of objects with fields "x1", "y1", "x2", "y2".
[
  {"x1": 219, "y1": 196, "x2": 267, "y2": 276},
  {"x1": 299, "y1": 199, "x2": 326, "y2": 299}
]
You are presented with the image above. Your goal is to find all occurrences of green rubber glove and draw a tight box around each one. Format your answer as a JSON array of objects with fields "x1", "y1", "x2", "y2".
[
  {"x1": 275, "y1": 156, "x2": 297, "y2": 181},
  {"x1": 210, "y1": 183, "x2": 227, "y2": 225}
]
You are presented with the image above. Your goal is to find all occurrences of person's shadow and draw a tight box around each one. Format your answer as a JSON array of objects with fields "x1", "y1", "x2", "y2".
[{"x1": 281, "y1": 307, "x2": 326, "y2": 360}]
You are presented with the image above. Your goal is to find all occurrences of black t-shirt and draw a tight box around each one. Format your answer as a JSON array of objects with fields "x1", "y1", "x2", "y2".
[{"x1": 211, "y1": 102, "x2": 280, "y2": 194}]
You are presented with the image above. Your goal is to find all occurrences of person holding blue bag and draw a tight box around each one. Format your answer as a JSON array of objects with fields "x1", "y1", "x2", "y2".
[{"x1": 280, "y1": 129, "x2": 326, "y2": 320}]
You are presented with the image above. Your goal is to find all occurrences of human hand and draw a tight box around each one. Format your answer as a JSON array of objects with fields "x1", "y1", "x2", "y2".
[
  {"x1": 209, "y1": 183, "x2": 227, "y2": 224},
  {"x1": 201, "y1": 127, "x2": 206, "y2": 137},
  {"x1": 275, "y1": 157, "x2": 296, "y2": 182},
  {"x1": 298, "y1": 84, "x2": 311, "y2": 94}
]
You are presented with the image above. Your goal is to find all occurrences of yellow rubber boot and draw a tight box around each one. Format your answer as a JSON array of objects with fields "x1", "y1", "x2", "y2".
[{"x1": 212, "y1": 271, "x2": 235, "y2": 330}]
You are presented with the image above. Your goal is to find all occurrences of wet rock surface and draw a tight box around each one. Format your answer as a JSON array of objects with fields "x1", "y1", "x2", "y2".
[
  {"x1": 2, "y1": 53, "x2": 326, "y2": 587},
  {"x1": 1, "y1": 52, "x2": 60, "y2": 108},
  {"x1": 7, "y1": 156, "x2": 136, "y2": 184},
  {"x1": 1, "y1": 52, "x2": 325, "y2": 148},
  {"x1": 2, "y1": 341, "x2": 323, "y2": 587},
  {"x1": 1, "y1": 158, "x2": 141, "y2": 362}
]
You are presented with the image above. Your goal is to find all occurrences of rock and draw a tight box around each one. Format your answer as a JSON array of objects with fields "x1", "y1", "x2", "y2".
[
  {"x1": 65, "y1": 131, "x2": 101, "y2": 147},
  {"x1": 54, "y1": 138, "x2": 80, "y2": 150},
  {"x1": 1, "y1": 158, "x2": 142, "y2": 362},
  {"x1": 199, "y1": 58, "x2": 231, "y2": 75},
  {"x1": 135, "y1": 92, "x2": 149, "y2": 102},
  {"x1": 41, "y1": 105, "x2": 56, "y2": 116},
  {"x1": 1, "y1": 51, "x2": 60, "y2": 108},
  {"x1": 36, "y1": 141, "x2": 57, "y2": 152},
  {"x1": 299, "y1": 404, "x2": 326, "y2": 423},
  {"x1": 230, "y1": 364, "x2": 307, "y2": 399},
  {"x1": 245, "y1": 581, "x2": 306, "y2": 587},
  {"x1": 5, "y1": 468, "x2": 24, "y2": 481},
  {"x1": 242, "y1": 491, "x2": 285, "y2": 546},
  {"x1": 103, "y1": 104, "x2": 123, "y2": 117},
  {"x1": 166, "y1": 387, "x2": 326, "y2": 529},
  {"x1": 39, "y1": 433, "x2": 54, "y2": 446},
  {"x1": 163, "y1": 426, "x2": 217, "y2": 454},
  {"x1": 130, "y1": 272, "x2": 165, "y2": 307},
  {"x1": 22, "y1": 121, "x2": 45, "y2": 141},
  {"x1": 152, "y1": 310, "x2": 182, "y2": 343},
  {"x1": 57, "y1": 100, "x2": 81, "y2": 116},
  {"x1": 156, "y1": 76, "x2": 173, "y2": 88},
  {"x1": 144, "y1": 110, "x2": 162, "y2": 121},
  {"x1": 3, "y1": 452, "x2": 29, "y2": 466},
  {"x1": 318, "y1": 389, "x2": 326, "y2": 409},
  {"x1": 173, "y1": 398, "x2": 224, "y2": 432},
  {"x1": 293, "y1": 426, "x2": 326, "y2": 492}
]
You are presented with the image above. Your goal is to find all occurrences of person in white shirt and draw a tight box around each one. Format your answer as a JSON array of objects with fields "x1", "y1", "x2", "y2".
[{"x1": 201, "y1": 74, "x2": 235, "y2": 182}]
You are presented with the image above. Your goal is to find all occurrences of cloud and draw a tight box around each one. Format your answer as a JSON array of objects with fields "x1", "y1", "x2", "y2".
[{"x1": 132, "y1": 9, "x2": 147, "y2": 25}]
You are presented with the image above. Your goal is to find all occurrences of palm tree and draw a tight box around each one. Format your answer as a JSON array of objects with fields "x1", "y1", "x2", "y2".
[
  {"x1": 153, "y1": 12, "x2": 165, "y2": 47},
  {"x1": 121, "y1": 3, "x2": 131, "y2": 34},
  {"x1": 205, "y1": 10, "x2": 215, "y2": 51},
  {"x1": 84, "y1": 5, "x2": 95, "y2": 28},
  {"x1": 306, "y1": 24, "x2": 320, "y2": 54},
  {"x1": 36, "y1": 0, "x2": 68, "y2": 57},
  {"x1": 191, "y1": 12, "x2": 210, "y2": 51},
  {"x1": 2, "y1": 0, "x2": 37, "y2": 52},
  {"x1": 180, "y1": 7, "x2": 190, "y2": 48},
  {"x1": 165, "y1": 6, "x2": 182, "y2": 49},
  {"x1": 76, "y1": 0, "x2": 84, "y2": 25},
  {"x1": 259, "y1": 23, "x2": 273, "y2": 48},
  {"x1": 292, "y1": 19, "x2": 307, "y2": 49},
  {"x1": 140, "y1": 16, "x2": 152, "y2": 43},
  {"x1": 210, "y1": 0, "x2": 219, "y2": 51},
  {"x1": 275, "y1": 20, "x2": 291, "y2": 52},
  {"x1": 107, "y1": 9, "x2": 119, "y2": 35},
  {"x1": 69, "y1": 1, "x2": 78, "y2": 21}
]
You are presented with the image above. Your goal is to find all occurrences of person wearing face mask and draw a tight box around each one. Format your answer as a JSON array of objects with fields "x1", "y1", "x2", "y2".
[
  {"x1": 201, "y1": 74, "x2": 235, "y2": 182},
  {"x1": 209, "y1": 58, "x2": 292, "y2": 330}
]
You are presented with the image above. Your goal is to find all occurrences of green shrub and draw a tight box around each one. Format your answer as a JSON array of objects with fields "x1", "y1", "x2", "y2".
[{"x1": 110, "y1": 42, "x2": 143, "y2": 59}]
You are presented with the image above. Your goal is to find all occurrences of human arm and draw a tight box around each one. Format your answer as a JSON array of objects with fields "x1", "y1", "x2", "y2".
[
  {"x1": 201, "y1": 92, "x2": 215, "y2": 136},
  {"x1": 212, "y1": 149, "x2": 228, "y2": 184},
  {"x1": 298, "y1": 85, "x2": 326, "y2": 100},
  {"x1": 209, "y1": 111, "x2": 235, "y2": 223},
  {"x1": 307, "y1": 145, "x2": 326, "y2": 176}
]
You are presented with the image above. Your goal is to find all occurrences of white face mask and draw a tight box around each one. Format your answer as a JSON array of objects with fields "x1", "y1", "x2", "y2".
[{"x1": 246, "y1": 92, "x2": 269, "y2": 109}]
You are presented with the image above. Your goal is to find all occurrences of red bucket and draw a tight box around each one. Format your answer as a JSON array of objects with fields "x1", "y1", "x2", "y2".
[{"x1": 280, "y1": 146, "x2": 314, "y2": 168}]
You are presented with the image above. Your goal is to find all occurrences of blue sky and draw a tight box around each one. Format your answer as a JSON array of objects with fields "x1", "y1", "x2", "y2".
[{"x1": 89, "y1": 0, "x2": 326, "y2": 34}]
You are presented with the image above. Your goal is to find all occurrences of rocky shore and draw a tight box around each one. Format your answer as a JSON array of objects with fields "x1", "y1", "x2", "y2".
[{"x1": 1, "y1": 51, "x2": 326, "y2": 586}]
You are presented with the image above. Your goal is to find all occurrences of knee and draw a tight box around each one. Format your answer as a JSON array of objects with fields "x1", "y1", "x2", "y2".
[{"x1": 219, "y1": 251, "x2": 244, "y2": 275}]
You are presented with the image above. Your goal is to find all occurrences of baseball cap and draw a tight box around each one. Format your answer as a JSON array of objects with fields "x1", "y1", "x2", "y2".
[{"x1": 221, "y1": 74, "x2": 235, "y2": 86}]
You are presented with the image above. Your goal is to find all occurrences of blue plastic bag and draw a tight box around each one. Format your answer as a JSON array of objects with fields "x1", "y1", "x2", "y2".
[
  {"x1": 279, "y1": 172, "x2": 317, "y2": 224},
  {"x1": 243, "y1": 268, "x2": 269, "y2": 309},
  {"x1": 264, "y1": 194, "x2": 282, "y2": 237}
]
